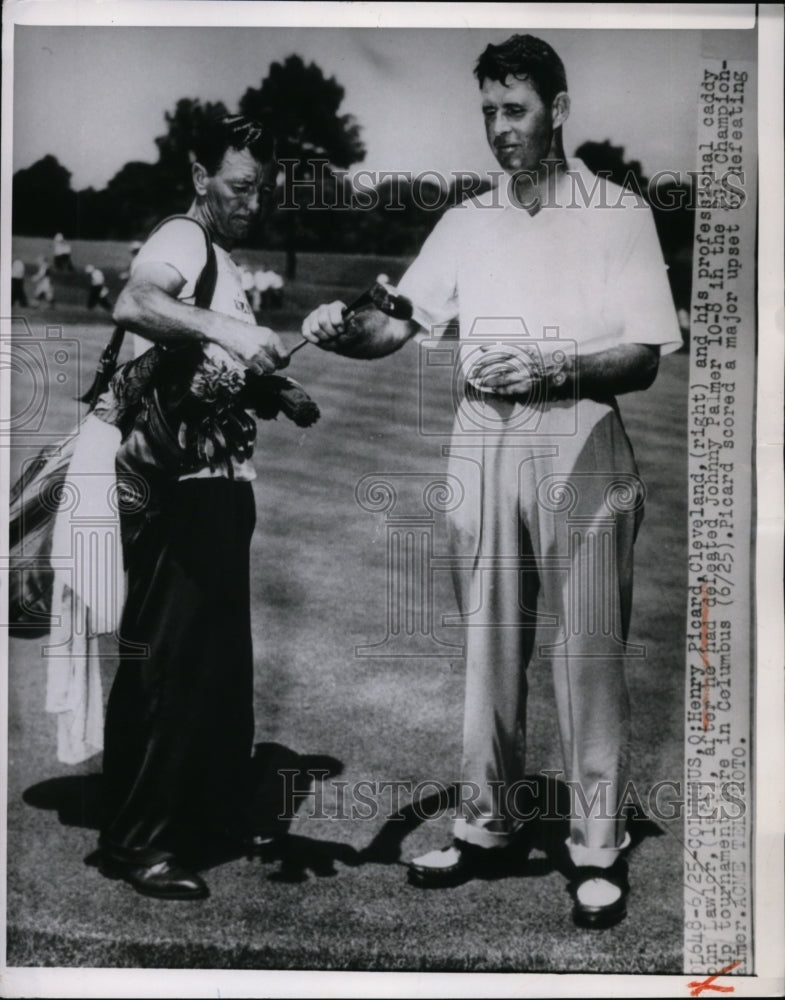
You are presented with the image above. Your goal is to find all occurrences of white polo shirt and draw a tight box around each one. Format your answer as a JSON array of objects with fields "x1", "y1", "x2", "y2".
[
  {"x1": 131, "y1": 216, "x2": 257, "y2": 481},
  {"x1": 398, "y1": 158, "x2": 682, "y2": 378}
]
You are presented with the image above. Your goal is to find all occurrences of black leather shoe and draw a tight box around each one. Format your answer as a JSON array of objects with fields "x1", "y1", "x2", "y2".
[
  {"x1": 99, "y1": 855, "x2": 209, "y2": 901},
  {"x1": 570, "y1": 859, "x2": 629, "y2": 929}
]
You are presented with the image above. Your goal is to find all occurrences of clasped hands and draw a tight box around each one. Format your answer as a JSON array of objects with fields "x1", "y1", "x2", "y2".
[{"x1": 466, "y1": 344, "x2": 568, "y2": 398}]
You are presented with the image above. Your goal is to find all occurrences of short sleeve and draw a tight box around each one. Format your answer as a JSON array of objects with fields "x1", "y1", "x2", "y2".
[
  {"x1": 131, "y1": 217, "x2": 209, "y2": 302},
  {"x1": 397, "y1": 209, "x2": 462, "y2": 331},
  {"x1": 609, "y1": 206, "x2": 683, "y2": 355}
]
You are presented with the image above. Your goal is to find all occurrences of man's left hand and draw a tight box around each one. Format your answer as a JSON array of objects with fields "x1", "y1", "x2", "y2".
[{"x1": 467, "y1": 345, "x2": 548, "y2": 397}]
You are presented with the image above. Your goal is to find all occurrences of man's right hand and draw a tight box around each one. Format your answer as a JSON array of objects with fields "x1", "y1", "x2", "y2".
[
  {"x1": 301, "y1": 300, "x2": 348, "y2": 351},
  {"x1": 301, "y1": 295, "x2": 416, "y2": 361},
  {"x1": 217, "y1": 323, "x2": 288, "y2": 373}
]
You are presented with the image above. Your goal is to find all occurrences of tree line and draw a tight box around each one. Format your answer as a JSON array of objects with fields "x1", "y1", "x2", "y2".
[{"x1": 13, "y1": 54, "x2": 695, "y2": 291}]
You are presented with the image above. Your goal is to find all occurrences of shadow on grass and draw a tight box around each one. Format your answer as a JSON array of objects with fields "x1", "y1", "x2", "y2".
[
  {"x1": 359, "y1": 773, "x2": 664, "y2": 880},
  {"x1": 22, "y1": 759, "x2": 664, "y2": 884},
  {"x1": 22, "y1": 741, "x2": 348, "y2": 880}
]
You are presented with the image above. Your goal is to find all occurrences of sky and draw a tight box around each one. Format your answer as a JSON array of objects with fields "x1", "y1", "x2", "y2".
[{"x1": 12, "y1": 25, "x2": 708, "y2": 192}]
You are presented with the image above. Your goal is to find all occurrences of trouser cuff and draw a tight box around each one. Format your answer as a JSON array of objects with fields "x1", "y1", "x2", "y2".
[
  {"x1": 566, "y1": 831, "x2": 631, "y2": 868},
  {"x1": 98, "y1": 835, "x2": 174, "y2": 868},
  {"x1": 454, "y1": 817, "x2": 524, "y2": 849}
]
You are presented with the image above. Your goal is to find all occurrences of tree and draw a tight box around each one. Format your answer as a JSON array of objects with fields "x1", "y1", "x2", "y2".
[
  {"x1": 83, "y1": 97, "x2": 231, "y2": 239},
  {"x1": 574, "y1": 139, "x2": 649, "y2": 196},
  {"x1": 153, "y1": 97, "x2": 231, "y2": 213},
  {"x1": 239, "y1": 55, "x2": 366, "y2": 277},
  {"x1": 73, "y1": 186, "x2": 111, "y2": 240},
  {"x1": 13, "y1": 155, "x2": 77, "y2": 237},
  {"x1": 100, "y1": 162, "x2": 167, "y2": 239}
]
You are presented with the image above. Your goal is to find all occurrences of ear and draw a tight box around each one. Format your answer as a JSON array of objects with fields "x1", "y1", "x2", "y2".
[
  {"x1": 192, "y1": 160, "x2": 209, "y2": 197},
  {"x1": 551, "y1": 92, "x2": 570, "y2": 129}
]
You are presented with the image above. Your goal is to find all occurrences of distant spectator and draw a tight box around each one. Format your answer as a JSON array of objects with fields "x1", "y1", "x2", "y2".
[
  {"x1": 267, "y1": 269, "x2": 284, "y2": 308},
  {"x1": 11, "y1": 259, "x2": 28, "y2": 307},
  {"x1": 85, "y1": 264, "x2": 112, "y2": 312},
  {"x1": 53, "y1": 233, "x2": 74, "y2": 272},
  {"x1": 32, "y1": 257, "x2": 55, "y2": 305},
  {"x1": 240, "y1": 265, "x2": 255, "y2": 311},
  {"x1": 252, "y1": 266, "x2": 271, "y2": 313}
]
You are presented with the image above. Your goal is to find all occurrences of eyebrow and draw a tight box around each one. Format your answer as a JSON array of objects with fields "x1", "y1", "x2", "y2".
[{"x1": 482, "y1": 101, "x2": 528, "y2": 110}]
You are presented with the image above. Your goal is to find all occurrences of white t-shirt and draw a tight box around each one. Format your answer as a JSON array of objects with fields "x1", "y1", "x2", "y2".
[
  {"x1": 398, "y1": 158, "x2": 682, "y2": 382},
  {"x1": 131, "y1": 216, "x2": 257, "y2": 481}
]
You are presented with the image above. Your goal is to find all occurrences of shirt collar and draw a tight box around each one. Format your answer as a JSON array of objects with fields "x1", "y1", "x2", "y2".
[{"x1": 494, "y1": 158, "x2": 595, "y2": 211}]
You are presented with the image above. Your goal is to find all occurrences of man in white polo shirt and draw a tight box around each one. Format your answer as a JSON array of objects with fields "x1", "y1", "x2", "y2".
[{"x1": 301, "y1": 33, "x2": 682, "y2": 928}]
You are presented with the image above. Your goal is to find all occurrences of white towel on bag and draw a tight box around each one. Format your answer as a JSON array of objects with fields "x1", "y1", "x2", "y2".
[{"x1": 46, "y1": 414, "x2": 124, "y2": 764}]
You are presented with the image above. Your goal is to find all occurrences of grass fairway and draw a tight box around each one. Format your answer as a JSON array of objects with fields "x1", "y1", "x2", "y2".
[{"x1": 6, "y1": 238, "x2": 687, "y2": 972}]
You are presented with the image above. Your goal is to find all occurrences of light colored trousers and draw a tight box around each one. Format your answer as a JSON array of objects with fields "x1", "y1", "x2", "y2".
[{"x1": 446, "y1": 394, "x2": 644, "y2": 867}]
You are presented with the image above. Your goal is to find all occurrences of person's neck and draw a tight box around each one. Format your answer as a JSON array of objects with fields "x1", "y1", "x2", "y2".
[
  {"x1": 509, "y1": 142, "x2": 568, "y2": 215},
  {"x1": 187, "y1": 201, "x2": 234, "y2": 252}
]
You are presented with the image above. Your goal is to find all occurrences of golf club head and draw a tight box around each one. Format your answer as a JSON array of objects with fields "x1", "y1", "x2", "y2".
[{"x1": 344, "y1": 276, "x2": 413, "y2": 322}]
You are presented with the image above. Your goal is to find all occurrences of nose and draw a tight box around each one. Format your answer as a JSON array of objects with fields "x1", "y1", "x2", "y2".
[
  {"x1": 487, "y1": 111, "x2": 509, "y2": 140},
  {"x1": 247, "y1": 191, "x2": 260, "y2": 215}
]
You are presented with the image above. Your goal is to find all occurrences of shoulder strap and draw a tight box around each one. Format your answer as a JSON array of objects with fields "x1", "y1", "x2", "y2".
[
  {"x1": 145, "y1": 214, "x2": 218, "y2": 309},
  {"x1": 83, "y1": 215, "x2": 218, "y2": 410}
]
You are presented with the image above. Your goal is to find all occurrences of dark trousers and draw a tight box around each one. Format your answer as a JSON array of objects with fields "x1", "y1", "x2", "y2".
[
  {"x1": 88, "y1": 286, "x2": 111, "y2": 311},
  {"x1": 11, "y1": 278, "x2": 27, "y2": 307},
  {"x1": 54, "y1": 253, "x2": 74, "y2": 272},
  {"x1": 101, "y1": 476, "x2": 257, "y2": 864}
]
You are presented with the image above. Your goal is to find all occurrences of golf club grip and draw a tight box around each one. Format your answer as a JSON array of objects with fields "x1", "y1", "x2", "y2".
[
  {"x1": 284, "y1": 297, "x2": 369, "y2": 359},
  {"x1": 286, "y1": 281, "x2": 412, "y2": 360}
]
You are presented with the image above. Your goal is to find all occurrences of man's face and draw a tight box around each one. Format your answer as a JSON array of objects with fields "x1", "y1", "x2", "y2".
[
  {"x1": 481, "y1": 75, "x2": 558, "y2": 174},
  {"x1": 199, "y1": 147, "x2": 276, "y2": 245}
]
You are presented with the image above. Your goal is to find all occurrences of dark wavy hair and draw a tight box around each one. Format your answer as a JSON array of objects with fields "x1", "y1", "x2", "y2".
[
  {"x1": 474, "y1": 34, "x2": 568, "y2": 105},
  {"x1": 193, "y1": 114, "x2": 276, "y2": 175}
]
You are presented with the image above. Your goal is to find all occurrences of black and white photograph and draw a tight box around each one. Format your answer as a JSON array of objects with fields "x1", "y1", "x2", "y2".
[{"x1": 1, "y1": 2, "x2": 782, "y2": 996}]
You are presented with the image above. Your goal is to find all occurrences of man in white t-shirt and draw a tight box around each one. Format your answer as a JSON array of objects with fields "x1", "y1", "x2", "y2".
[
  {"x1": 53, "y1": 232, "x2": 74, "y2": 271},
  {"x1": 85, "y1": 264, "x2": 111, "y2": 312},
  {"x1": 32, "y1": 257, "x2": 54, "y2": 305},
  {"x1": 11, "y1": 258, "x2": 28, "y2": 306},
  {"x1": 267, "y1": 269, "x2": 284, "y2": 308},
  {"x1": 97, "y1": 114, "x2": 286, "y2": 901},
  {"x1": 302, "y1": 34, "x2": 682, "y2": 928}
]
